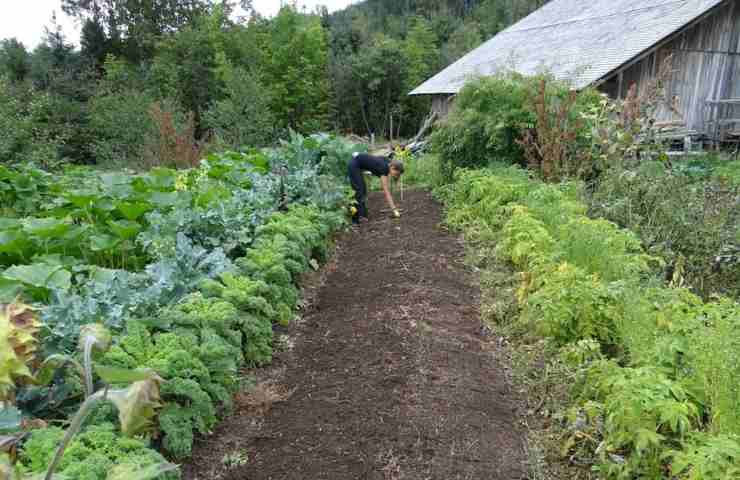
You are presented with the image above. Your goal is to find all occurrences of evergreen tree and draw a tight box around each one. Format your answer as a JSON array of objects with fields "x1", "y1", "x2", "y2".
[
  {"x1": 81, "y1": 18, "x2": 111, "y2": 68},
  {"x1": 0, "y1": 39, "x2": 30, "y2": 82}
]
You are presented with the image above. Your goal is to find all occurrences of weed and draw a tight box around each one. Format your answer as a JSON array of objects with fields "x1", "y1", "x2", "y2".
[
  {"x1": 145, "y1": 102, "x2": 208, "y2": 169},
  {"x1": 238, "y1": 381, "x2": 295, "y2": 416},
  {"x1": 518, "y1": 79, "x2": 594, "y2": 181},
  {"x1": 221, "y1": 450, "x2": 249, "y2": 468}
]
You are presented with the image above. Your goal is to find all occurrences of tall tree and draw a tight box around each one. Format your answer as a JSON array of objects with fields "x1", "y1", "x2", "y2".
[
  {"x1": 62, "y1": 0, "x2": 223, "y2": 62},
  {"x1": 350, "y1": 34, "x2": 407, "y2": 138},
  {"x1": 402, "y1": 16, "x2": 438, "y2": 134},
  {"x1": 403, "y1": 16, "x2": 439, "y2": 92},
  {"x1": 0, "y1": 39, "x2": 30, "y2": 82},
  {"x1": 28, "y1": 13, "x2": 96, "y2": 163},
  {"x1": 204, "y1": 63, "x2": 275, "y2": 148},
  {"x1": 30, "y1": 13, "x2": 79, "y2": 92},
  {"x1": 80, "y1": 18, "x2": 111, "y2": 67},
  {"x1": 441, "y1": 21, "x2": 482, "y2": 66},
  {"x1": 260, "y1": 7, "x2": 330, "y2": 132},
  {"x1": 150, "y1": 20, "x2": 222, "y2": 127}
]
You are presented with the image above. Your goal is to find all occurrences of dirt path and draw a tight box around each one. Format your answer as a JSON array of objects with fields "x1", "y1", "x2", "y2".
[{"x1": 183, "y1": 191, "x2": 526, "y2": 480}]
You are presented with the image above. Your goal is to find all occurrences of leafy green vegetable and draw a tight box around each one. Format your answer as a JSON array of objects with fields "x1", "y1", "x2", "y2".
[
  {"x1": 0, "y1": 132, "x2": 351, "y2": 473},
  {"x1": 3, "y1": 264, "x2": 71, "y2": 294},
  {"x1": 20, "y1": 424, "x2": 178, "y2": 480}
]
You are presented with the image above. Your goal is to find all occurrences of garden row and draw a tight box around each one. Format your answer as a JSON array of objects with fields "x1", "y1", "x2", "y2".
[
  {"x1": 0, "y1": 133, "x2": 361, "y2": 479},
  {"x1": 425, "y1": 73, "x2": 740, "y2": 300},
  {"x1": 437, "y1": 166, "x2": 740, "y2": 479}
]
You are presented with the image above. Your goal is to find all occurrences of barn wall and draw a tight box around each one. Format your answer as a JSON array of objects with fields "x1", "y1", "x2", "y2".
[
  {"x1": 600, "y1": 0, "x2": 740, "y2": 132},
  {"x1": 431, "y1": 95, "x2": 455, "y2": 118}
]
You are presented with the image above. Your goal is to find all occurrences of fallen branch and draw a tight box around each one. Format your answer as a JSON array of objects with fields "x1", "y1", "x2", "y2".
[{"x1": 409, "y1": 111, "x2": 438, "y2": 146}]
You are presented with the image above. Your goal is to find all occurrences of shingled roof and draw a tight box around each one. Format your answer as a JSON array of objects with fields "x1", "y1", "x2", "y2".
[{"x1": 410, "y1": 0, "x2": 728, "y2": 95}]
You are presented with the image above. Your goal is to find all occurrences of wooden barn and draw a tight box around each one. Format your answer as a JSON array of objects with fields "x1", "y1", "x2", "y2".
[{"x1": 410, "y1": 0, "x2": 740, "y2": 145}]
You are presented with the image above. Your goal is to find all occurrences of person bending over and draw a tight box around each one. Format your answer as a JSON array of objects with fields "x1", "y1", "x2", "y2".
[{"x1": 348, "y1": 152, "x2": 404, "y2": 224}]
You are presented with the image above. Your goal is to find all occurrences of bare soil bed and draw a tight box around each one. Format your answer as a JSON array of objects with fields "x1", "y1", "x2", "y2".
[{"x1": 183, "y1": 191, "x2": 526, "y2": 480}]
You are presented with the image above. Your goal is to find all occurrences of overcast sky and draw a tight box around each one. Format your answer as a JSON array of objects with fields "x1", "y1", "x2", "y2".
[{"x1": 0, "y1": 0, "x2": 355, "y2": 49}]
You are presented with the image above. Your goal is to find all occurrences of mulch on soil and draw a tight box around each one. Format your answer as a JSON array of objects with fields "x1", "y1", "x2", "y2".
[{"x1": 183, "y1": 191, "x2": 526, "y2": 480}]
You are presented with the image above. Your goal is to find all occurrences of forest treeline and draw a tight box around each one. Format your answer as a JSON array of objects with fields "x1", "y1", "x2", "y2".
[{"x1": 0, "y1": 0, "x2": 546, "y2": 167}]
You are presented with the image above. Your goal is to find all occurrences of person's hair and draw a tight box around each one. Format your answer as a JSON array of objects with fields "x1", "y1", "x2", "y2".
[{"x1": 389, "y1": 159, "x2": 404, "y2": 174}]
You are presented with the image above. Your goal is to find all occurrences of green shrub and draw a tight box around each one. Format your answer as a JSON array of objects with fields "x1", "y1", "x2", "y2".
[
  {"x1": 438, "y1": 165, "x2": 533, "y2": 231},
  {"x1": 554, "y1": 216, "x2": 652, "y2": 282},
  {"x1": 588, "y1": 160, "x2": 739, "y2": 299},
  {"x1": 495, "y1": 205, "x2": 555, "y2": 271},
  {"x1": 714, "y1": 159, "x2": 740, "y2": 186},
  {"x1": 203, "y1": 66, "x2": 275, "y2": 149},
  {"x1": 431, "y1": 74, "x2": 533, "y2": 177},
  {"x1": 88, "y1": 75, "x2": 190, "y2": 169},
  {"x1": 588, "y1": 365, "x2": 699, "y2": 478},
  {"x1": 88, "y1": 88, "x2": 157, "y2": 168},
  {"x1": 613, "y1": 287, "x2": 702, "y2": 377},
  {"x1": 431, "y1": 74, "x2": 600, "y2": 180},
  {"x1": 314, "y1": 133, "x2": 367, "y2": 180},
  {"x1": 521, "y1": 262, "x2": 620, "y2": 346},
  {"x1": 402, "y1": 153, "x2": 445, "y2": 189},
  {"x1": 671, "y1": 433, "x2": 740, "y2": 479},
  {"x1": 683, "y1": 298, "x2": 740, "y2": 435},
  {"x1": 520, "y1": 182, "x2": 586, "y2": 231},
  {"x1": 0, "y1": 77, "x2": 67, "y2": 167}
]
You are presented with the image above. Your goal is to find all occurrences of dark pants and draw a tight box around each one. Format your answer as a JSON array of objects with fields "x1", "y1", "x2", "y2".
[{"x1": 348, "y1": 157, "x2": 367, "y2": 222}]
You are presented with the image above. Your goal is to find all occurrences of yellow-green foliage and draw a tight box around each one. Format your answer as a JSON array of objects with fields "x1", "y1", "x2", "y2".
[
  {"x1": 495, "y1": 206, "x2": 555, "y2": 270},
  {"x1": 714, "y1": 158, "x2": 740, "y2": 187},
  {"x1": 682, "y1": 299, "x2": 740, "y2": 435},
  {"x1": 441, "y1": 167, "x2": 740, "y2": 479},
  {"x1": 555, "y1": 216, "x2": 652, "y2": 282},
  {"x1": 522, "y1": 262, "x2": 620, "y2": 346},
  {"x1": 401, "y1": 153, "x2": 445, "y2": 189},
  {"x1": 588, "y1": 364, "x2": 699, "y2": 478},
  {"x1": 438, "y1": 166, "x2": 533, "y2": 232},
  {"x1": 20, "y1": 423, "x2": 178, "y2": 480},
  {"x1": 671, "y1": 433, "x2": 740, "y2": 479}
]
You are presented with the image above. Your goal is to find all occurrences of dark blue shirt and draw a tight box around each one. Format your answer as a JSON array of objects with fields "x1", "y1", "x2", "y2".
[{"x1": 352, "y1": 153, "x2": 390, "y2": 177}]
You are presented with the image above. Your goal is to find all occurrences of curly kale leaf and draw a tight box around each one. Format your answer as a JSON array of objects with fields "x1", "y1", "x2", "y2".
[
  {"x1": 158, "y1": 293, "x2": 242, "y2": 350},
  {"x1": 241, "y1": 313, "x2": 273, "y2": 366},
  {"x1": 159, "y1": 403, "x2": 195, "y2": 459},
  {"x1": 160, "y1": 378, "x2": 216, "y2": 435},
  {"x1": 20, "y1": 423, "x2": 177, "y2": 480}
]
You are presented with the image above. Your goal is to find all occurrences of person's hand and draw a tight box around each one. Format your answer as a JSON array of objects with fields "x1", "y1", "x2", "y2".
[{"x1": 393, "y1": 209, "x2": 401, "y2": 219}]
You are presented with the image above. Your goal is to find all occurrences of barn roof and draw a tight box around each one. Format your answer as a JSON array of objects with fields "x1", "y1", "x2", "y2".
[{"x1": 410, "y1": 0, "x2": 727, "y2": 95}]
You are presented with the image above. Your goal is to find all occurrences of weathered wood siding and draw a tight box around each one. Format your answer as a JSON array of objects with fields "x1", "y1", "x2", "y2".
[
  {"x1": 600, "y1": 0, "x2": 740, "y2": 132},
  {"x1": 431, "y1": 95, "x2": 455, "y2": 118}
]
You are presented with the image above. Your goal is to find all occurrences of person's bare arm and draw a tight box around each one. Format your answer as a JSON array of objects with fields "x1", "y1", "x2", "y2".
[{"x1": 380, "y1": 176, "x2": 397, "y2": 211}]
